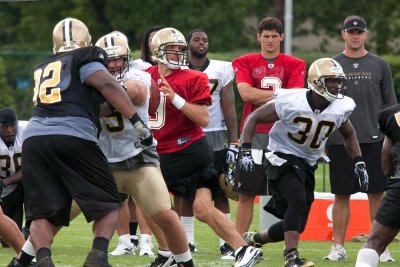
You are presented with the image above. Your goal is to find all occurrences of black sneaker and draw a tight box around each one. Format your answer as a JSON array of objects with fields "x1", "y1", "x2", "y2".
[
  {"x1": 7, "y1": 257, "x2": 36, "y2": 267},
  {"x1": 220, "y1": 242, "x2": 234, "y2": 255},
  {"x1": 144, "y1": 254, "x2": 177, "y2": 267},
  {"x1": 36, "y1": 257, "x2": 55, "y2": 267},
  {"x1": 83, "y1": 250, "x2": 112, "y2": 267},
  {"x1": 284, "y1": 250, "x2": 314, "y2": 267},
  {"x1": 242, "y1": 232, "x2": 263, "y2": 248},
  {"x1": 188, "y1": 243, "x2": 198, "y2": 253}
]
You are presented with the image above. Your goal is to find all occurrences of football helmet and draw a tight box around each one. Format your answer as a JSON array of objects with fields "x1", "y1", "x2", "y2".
[
  {"x1": 307, "y1": 58, "x2": 346, "y2": 102},
  {"x1": 150, "y1": 27, "x2": 188, "y2": 69},
  {"x1": 53, "y1": 18, "x2": 91, "y2": 54},
  {"x1": 95, "y1": 31, "x2": 131, "y2": 80},
  {"x1": 219, "y1": 173, "x2": 239, "y2": 201}
]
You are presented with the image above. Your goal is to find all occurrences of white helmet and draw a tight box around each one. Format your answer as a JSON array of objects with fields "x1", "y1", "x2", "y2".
[
  {"x1": 53, "y1": 18, "x2": 91, "y2": 54},
  {"x1": 307, "y1": 58, "x2": 346, "y2": 102},
  {"x1": 150, "y1": 27, "x2": 188, "y2": 69}
]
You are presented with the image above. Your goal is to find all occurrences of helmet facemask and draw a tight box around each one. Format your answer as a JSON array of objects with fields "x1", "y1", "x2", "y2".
[{"x1": 156, "y1": 43, "x2": 189, "y2": 69}]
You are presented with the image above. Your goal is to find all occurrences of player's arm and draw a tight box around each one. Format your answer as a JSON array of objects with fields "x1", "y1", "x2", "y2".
[
  {"x1": 338, "y1": 119, "x2": 362, "y2": 159},
  {"x1": 86, "y1": 69, "x2": 136, "y2": 119},
  {"x1": 221, "y1": 81, "x2": 239, "y2": 142},
  {"x1": 237, "y1": 82, "x2": 274, "y2": 106},
  {"x1": 381, "y1": 136, "x2": 394, "y2": 177},
  {"x1": 124, "y1": 79, "x2": 148, "y2": 107},
  {"x1": 1, "y1": 169, "x2": 22, "y2": 186},
  {"x1": 241, "y1": 101, "x2": 278, "y2": 144}
]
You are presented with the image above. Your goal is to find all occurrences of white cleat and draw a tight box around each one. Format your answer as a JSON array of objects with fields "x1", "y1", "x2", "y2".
[
  {"x1": 109, "y1": 241, "x2": 135, "y2": 256},
  {"x1": 140, "y1": 239, "x2": 155, "y2": 256},
  {"x1": 380, "y1": 248, "x2": 395, "y2": 262},
  {"x1": 323, "y1": 244, "x2": 346, "y2": 261}
]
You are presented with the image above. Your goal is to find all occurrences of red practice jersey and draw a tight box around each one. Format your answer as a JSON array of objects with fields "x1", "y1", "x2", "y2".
[
  {"x1": 146, "y1": 66, "x2": 211, "y2": 153},
  {"x1": 233, "y1": 52, "x2": 306, "y2": 133}
]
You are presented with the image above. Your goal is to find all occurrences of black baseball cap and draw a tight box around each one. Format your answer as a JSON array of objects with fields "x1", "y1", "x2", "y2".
[
  {"x1": 0, "y1": 107, "x2": 17, "y2": 125},
  {"x1": 343, "y1": 16, "x2": 367, "y2": 32}
]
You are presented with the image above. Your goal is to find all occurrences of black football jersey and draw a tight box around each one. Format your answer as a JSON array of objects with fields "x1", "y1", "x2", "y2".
[{"x1": 32, "y1": 46, "x2": 108, "y2": 127}]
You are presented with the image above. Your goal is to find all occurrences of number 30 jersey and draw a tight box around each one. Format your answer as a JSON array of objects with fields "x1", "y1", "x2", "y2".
[
  {"x1": 0, "y1": 120, "x2": 27, "y2": 198},
  {"x1": 268, "y1": 89, "x2": 355, "y2": 166}
]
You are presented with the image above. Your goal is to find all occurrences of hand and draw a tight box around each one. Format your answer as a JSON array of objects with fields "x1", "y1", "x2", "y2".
[
  {"x1": 238, "y1": 144, "x2": 254, "y2": 173},
  {"x1": 354, "y1": 161, "x2": 369, "y2": 192},
  {"x1": 226, "y1": 143, "x2": 239, "y2": 167},
  {"x1": 128, "y1": 113, "x2": 153, "y2": 148},
  {"x1": 0, "y1": 179, "x2": 5, "y2": 197}
]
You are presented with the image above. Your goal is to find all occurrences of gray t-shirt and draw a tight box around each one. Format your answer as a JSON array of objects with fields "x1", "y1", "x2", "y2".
[{"x1": 329, "y1": 52, "x2": 397, "y2": 145}]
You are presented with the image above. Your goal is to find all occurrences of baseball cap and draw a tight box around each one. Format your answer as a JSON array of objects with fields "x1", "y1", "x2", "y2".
[
  {"x1": 343, "y1": 17, "x2": 367, "y2": 32},
  {"x1": 0, "y1": 107, "x2": 18, "y2": 125}
]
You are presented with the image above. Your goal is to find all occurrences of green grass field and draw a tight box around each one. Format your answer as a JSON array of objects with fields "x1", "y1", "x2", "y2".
[{"x1": 0, "y1": 163, "x2": 398, "y2": 266}]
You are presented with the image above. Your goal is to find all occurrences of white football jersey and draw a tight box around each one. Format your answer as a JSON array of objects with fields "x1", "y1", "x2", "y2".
[
  {"x1": 0, "y1": 120, "x2": 28, "y2": 198},
  {"x1": 99, "y1": 68, "x2": 156, "y2": 163},
  {"x1": 130, "y1": 59, "x2": 152, "y2": 71},
  {"x1": 201, "y1": 60, "x2": 234, "y2": 132},
  {"x1": 268, "y1": 89, "x2": 355, "y2": 165}
]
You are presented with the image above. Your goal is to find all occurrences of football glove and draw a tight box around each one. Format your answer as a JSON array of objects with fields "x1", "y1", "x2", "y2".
[
  {"x1": 226, "y1": 143, "x2": 239, "y2": 169},
  {"x1": 238, "y1": 143, "x2": 255, "y2": 173},
  {"x1": 354, "y1": 157, "x2": 369, "y2": 192},
  {"x1": 128, "y1": 113, "x2": 153, "y2": 148}
]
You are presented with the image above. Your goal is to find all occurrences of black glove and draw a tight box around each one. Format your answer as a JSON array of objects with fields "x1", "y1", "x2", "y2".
[
  {"x1": 354, "y1": 156, "x2": 369, "y2": 192},
  {"x1": 128, "y1": 113, "x2": 153, "y2": 148},
  {"x1": 238, "y1": 143, "x2": 255, "y2": 173}
]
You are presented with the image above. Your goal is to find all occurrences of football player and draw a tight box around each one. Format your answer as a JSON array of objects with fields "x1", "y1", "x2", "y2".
[
  {"x1": 355, "y1": 103, "x2": 400, "y2": 267},
  {"x1": 186, "y1": 29, "x2": 238, "y2": 257},
  {"x1": 146, "y1": 27, "x2": 263, "y2": 267},
  {"x1": 96, "y1": 31, "x2": 194, "y2": 266},
  {"x1": 240, "y1": 58, "x2": 368, "y2": 267},
  {"x1": 0, "y1": 107, "x2": 26, "y2": 255},
  {"x1": 10, "y1": 17, "x2": 152, "y2": 267},
  {"x1": 232, "y1": 17, "x2": 306, "y2": 236}
]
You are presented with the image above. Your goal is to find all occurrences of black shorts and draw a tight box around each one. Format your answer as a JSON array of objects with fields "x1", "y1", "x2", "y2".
[
  {"x1": 235, "y1": 134, "x2": 269, "y2": 195},
  {"x1": 23, "y1": 136, "x2": 120, "y2": 226},
  {"x1": 328, "y1": 142, "x2": 387, "y2": 194},
  {"x1": 1, "y1": 183, "x2": 24, "y2": 229},
  {"x1": 375, "y1": 180, "x2": 400, "y2": 228},
  {"x1": 159, "y1": 137, "x2": 216, "y2": 201}
]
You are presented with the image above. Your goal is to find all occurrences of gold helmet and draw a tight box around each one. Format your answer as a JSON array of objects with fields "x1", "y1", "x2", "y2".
[
  {"x1": 53, "y1": 18, "x2": 91, "y2": 54},
  {"x1": 219, "y1": 173, "x2": 239, "y2": 201},
  {"x1": 95, "y1": 31, "x2": 131, "y2": 79},
  {"x1": 150, "y1": 27, "x2": 188, "y2": 69},
  {"x1": 307, "y1": 58, "x2": 346, "y2": 102}
]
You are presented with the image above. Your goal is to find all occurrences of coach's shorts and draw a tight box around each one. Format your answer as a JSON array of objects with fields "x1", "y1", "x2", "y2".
[
  {"x1": 235, "y1": 133, "x2": 269, "y2": 196},
  {"x1": 159, "y1": 137, "x2": 214, "y2": 202},
  {"x1": 328, "y1": 142, "x2": 387, "y2": 194},
  {"x1": 23, "y1": 136, "x2": 120, "y2": 226},
  {"x1": 375, "y1": 179, "x2": 400, "y2": 228}
]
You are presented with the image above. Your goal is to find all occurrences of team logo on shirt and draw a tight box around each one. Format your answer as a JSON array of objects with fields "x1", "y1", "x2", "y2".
[
  {"x1": 353, "y1": 63, "x2": 359, "y2": 68},
  {"x1": 268, "y1": 63, "x2": 274, "y2": 69}
]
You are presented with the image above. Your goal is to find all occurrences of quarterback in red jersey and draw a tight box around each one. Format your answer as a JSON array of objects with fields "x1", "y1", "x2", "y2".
[
  {"x1": 145, "y1": 27, "x2": 263, "y2": 267},
  {"x1": 232, "y1": 17, "x2": 306, "y2": 236}
]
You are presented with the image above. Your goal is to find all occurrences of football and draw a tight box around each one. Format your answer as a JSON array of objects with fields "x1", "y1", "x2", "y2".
[{"x1": 148, "y1": 78, "x2": 161, "y2": 116}]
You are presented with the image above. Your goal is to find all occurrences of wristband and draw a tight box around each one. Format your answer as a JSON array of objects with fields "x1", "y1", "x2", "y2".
[
  {"x1": 171, "y1": 93, "x2": 186, "y2": 110},
  {"x1": 353, "y1": 156, "x2": 364, "y2": 164},
  {"x1": 129, "y1": 113, "x2": 141, "y2": 124}
]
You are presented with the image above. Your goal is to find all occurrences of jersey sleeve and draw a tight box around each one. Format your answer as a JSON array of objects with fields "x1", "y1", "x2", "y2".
[
  {"x1": 189, "y1": 72, "x2": 212, "y2": 106},
  {"x1": 76, "y1": 46, "x2": 108, "y2": 68},
  {"x1": 221, "y1": 62, "x2": 234, "y2": 88},
  {"x1": 232, "y1": 56, "x2": 253, "y2": 85},
  {"x1": 379, "y1": 104, "x2": 400, "y2": 138}
]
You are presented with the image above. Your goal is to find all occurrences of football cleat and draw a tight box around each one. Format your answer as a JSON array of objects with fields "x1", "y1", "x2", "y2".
[
  {"x1": 139, "y1": 236, "x2": 154, "y2": 256},
  {"x1": 323, "y1": 244, "x2": 346, "y2": 261},
  {"x1": 7, "y1": 258, "x2": 36, "y2": 267},
  {"x1": 243, "y1": 232, "x2": 263, "y2": 248},
  {"x1": 188, "y1": 243, "x2": 198, "y2": 253},
  {"x1": 109, "y1": 240, "x2": 135, "y2": 256},
  {"x1": 144, "y1": 254, "x2": 177, "y2": 267},
  {"x1": 284, "y1": 250, "x2": 314, "y2": 267},
  {"x1": 36, "y1": 257, "x2": 55, "y2": 267},
  {"x1": 221, "y1": 251, "x2": 236, "y2": 261},
  {"x1": 234, "y1": 245, "x2": 263, "y2": 267},
  {"x1": 380, "y1": 248, "x2": 395, "y2": 262},
  {"x1": 220, "y1": 242, "x2": 234, "y2": 255},
  {"x1": 83, "y1": 250, "x2": 111, "y2": 267}
]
